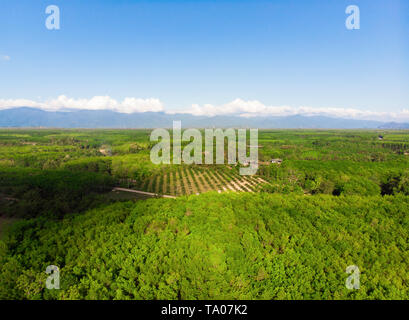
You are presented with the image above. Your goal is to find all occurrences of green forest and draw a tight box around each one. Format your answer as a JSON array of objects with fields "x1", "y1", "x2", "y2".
[{"x1": 0, "y1": 129, "x2": 408, "y2": 299}]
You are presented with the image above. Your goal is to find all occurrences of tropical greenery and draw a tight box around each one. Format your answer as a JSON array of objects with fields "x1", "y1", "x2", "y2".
[{"x1": 0, "y1": 129, "x2": 408, "y2": 299}]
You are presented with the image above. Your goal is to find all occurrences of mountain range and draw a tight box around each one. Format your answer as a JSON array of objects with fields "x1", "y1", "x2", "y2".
[{"x1": 0, "y1": 107, "x2": 408, "y2": 129}]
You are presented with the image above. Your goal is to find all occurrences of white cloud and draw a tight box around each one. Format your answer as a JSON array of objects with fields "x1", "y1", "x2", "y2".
[
  {"x1": 0, "y1": 95, "x2": 164, "y2": 113},
  {"x1": 0, "y1": 96, "x2": 408, "y2": 122},
  {"x1": 0, "y1": 55, "x2": 10, "y2": 61},
  {"x1": 175, "y1": 99, "x2": 409, "y2": 122}
]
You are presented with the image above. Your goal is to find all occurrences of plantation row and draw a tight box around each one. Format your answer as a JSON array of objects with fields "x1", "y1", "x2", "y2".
[{"x1": 130, "y1": 166, "x2": 268, "y2": 196}]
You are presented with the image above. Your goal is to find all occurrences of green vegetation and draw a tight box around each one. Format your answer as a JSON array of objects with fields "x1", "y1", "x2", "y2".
[
  {"x1": 0, "y1": 193, "x2": 408, "y2": 299},
  {"x1": 0, "y1": 128, "x2": 409, "y2": 299}
]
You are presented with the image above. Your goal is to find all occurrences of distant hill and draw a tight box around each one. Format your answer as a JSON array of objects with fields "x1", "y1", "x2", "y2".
[
  {"x1": 378, "y1": 122, "x2": 409, "y2": 130},
  {"x1": 0, "y1": 107, "x2": 408, "y2": 129}
]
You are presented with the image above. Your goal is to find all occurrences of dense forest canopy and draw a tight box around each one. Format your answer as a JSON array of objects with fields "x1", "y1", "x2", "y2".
[{"x1": 1, "y1": 193, "x2": 408, "y2": 299}]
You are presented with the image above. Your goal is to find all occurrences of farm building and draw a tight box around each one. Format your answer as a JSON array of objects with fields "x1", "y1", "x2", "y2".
[{"x1": 99, "y1": 145, "x2": 112, "y2": 156}]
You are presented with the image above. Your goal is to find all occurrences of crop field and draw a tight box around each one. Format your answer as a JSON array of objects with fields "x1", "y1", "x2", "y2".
[{"x1": 130, "y1": 166, "x2": 268, "y2": 196}]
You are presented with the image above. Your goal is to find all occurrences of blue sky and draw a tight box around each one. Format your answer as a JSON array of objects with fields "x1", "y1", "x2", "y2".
[{"x1": 0, "y1": 0, "x2": 408, "y2": 120}]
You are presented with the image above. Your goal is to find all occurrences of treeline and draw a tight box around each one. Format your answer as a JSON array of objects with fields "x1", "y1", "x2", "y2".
[
  {"x1": 0, "y1": 168, "x2": 115, "y2": 218},
  {"x1": 258, "y1": 160, "x2": 409, "y2": 196}
]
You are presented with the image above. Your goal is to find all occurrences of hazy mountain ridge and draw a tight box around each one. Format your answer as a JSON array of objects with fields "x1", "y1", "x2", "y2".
[
  {"x1": 0, "y1": 107, "x2": 408, "y2": 129},
  {"x1": 378, "y1": 122, "x2": 409, "y2": 130}
]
